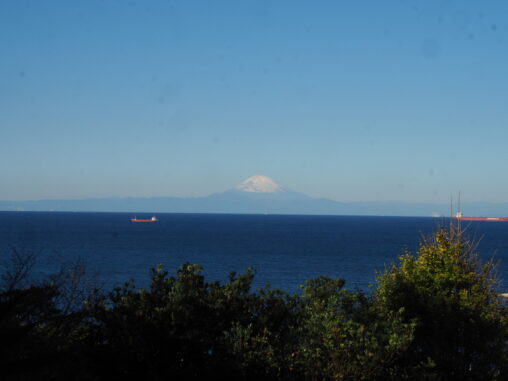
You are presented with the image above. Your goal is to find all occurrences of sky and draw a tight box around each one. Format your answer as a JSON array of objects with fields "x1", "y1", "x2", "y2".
[{"x1": 1, "y1": 0, "x2": 507, "y2": 203}]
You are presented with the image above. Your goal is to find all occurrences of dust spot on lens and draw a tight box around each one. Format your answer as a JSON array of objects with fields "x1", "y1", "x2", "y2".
[{"x1": 421, "y1": 39, "x2": 441, "y2": 59}]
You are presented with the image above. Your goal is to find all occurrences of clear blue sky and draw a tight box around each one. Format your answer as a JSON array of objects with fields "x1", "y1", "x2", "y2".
[{"x1": 1, "y1": 0, "x2": 507, "y2": 203}]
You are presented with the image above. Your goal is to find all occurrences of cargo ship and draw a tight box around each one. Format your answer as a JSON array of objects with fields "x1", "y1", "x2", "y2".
[
  {"x1": 131, "y1": 216, "x2": 158, "y2": 223},
  {"x1": 454, "y1": 212, "x2": 508, "y2": 222}
]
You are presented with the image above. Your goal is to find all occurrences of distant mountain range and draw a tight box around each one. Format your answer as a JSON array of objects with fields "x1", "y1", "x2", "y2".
[{"x1": 1, "y1": 175, "x2": 508, "y2": 217}]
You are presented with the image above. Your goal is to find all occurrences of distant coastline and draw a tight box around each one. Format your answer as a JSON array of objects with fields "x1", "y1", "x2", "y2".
[{"x1": 1, "y1": 196, "x2": 508, "y2": 217}]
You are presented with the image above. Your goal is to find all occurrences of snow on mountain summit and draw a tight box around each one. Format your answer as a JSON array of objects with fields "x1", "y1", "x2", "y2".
[{"x1": 235, "y1": 175, "x2": 284, "y2": 193}]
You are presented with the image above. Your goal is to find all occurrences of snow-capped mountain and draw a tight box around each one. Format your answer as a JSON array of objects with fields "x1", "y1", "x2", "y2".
[
  {"x1": 2, "y1": 175, "x2": 505, "y2": 216},
  {"x1": 234, "y1": 175, "x2": 285, "y2": 193}
]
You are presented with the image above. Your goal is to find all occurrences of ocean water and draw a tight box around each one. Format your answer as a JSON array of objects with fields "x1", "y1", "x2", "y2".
[{"x1": 1, "y1": 211, "x2": 508, "y2": 293}]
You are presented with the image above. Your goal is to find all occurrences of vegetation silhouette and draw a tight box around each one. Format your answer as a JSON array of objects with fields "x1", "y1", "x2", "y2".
[{"x1": 1, "y1": 227, "x2": 507, "y2": 380}]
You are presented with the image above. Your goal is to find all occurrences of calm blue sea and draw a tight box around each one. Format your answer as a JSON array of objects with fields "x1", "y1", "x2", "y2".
[{"x1": 1, "y1": 211, "x2": 508, "y2": 293}]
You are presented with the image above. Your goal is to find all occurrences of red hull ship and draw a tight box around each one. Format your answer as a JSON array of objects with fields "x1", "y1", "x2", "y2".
[
  {"x1": 454, "y1": 212, "x2": 508, "y2": 222},
  {"x1": 131, "y1": 216, "x2": 158, "y2": 223}
]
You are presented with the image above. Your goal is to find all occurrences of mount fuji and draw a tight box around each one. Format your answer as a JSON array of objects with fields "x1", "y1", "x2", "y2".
[
  {"x1": 203, "y1": 175, "x2": 332, "y2": 213},
  {"x1": 2, "y1": 175, "x2": 507, "y2": 216}
]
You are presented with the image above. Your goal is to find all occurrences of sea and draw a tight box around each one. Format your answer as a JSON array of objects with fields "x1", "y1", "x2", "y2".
[{"x1": 1, "y1": 211, "x2": 508, "y2": 294}]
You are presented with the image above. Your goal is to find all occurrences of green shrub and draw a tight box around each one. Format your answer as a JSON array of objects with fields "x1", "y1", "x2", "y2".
[{"x1": 375, "y1": 228, "x2": 508, "y2": 380}]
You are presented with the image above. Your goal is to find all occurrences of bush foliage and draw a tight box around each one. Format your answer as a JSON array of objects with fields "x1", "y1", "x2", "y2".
[{"x1": 1, "y1": 227, "x2": 508, "y2": 380}]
